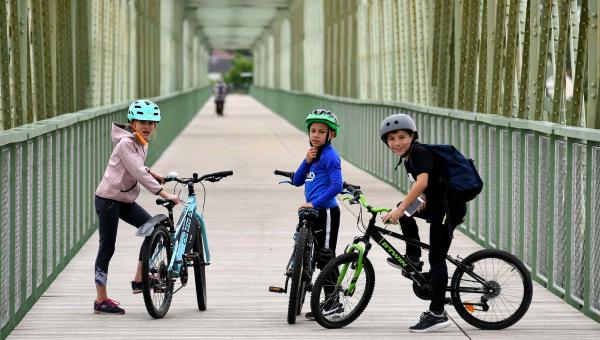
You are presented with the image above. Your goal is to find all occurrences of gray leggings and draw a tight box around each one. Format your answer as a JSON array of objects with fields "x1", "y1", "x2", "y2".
[{"x1": 94, "y1": 195, "x2": 151, "y2": 286}]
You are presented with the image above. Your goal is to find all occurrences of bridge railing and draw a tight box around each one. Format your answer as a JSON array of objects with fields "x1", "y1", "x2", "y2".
[
  {"x1": 0, "y1": 87, "x2": 211, "y2": 338},
  {"x1": 251, "y1": 85, "x2": 600, "y2": 323}
]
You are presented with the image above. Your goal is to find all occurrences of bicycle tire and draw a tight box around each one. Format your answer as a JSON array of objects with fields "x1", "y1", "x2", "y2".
[
  {"x1": 287, "y1": 226, "x2": 309, "y2": 324},
  {"x1": 141, "y1": 225, "x2": 174, "y2": 319},
  {"x1": 193, "y1": 220, "x2": 207, "y2": 311},
  {"x1": 310, "y1": 252, "x2": 375, "y2": 329},
  {"x1": 451, "y1": 248, "x2": 533, "y2": 330},
  {"x1": 296, "y1": 236, "x2": 315, "y2": 316}
]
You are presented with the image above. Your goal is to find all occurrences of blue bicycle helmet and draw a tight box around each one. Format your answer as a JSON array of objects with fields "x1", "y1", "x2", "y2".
[{"x1": 127, "y1": 100, "x2": 161, "y2": 122}]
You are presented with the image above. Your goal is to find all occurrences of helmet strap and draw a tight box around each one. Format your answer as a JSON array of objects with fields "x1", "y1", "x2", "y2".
[{"x1": 130, "y1": 125, "x2": 148, "y2": 145}]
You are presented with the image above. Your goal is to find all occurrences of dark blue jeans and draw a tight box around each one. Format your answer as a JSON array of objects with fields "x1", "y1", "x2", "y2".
[{"x1": 94, "y1": 195, "x2": 151, "y2": 286}]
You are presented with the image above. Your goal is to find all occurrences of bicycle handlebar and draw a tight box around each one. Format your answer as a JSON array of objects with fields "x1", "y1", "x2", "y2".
[
  {"x1": 274, "y1": 170, "x2": 294, "y2": 179},
  {"x1": 342, "y1": 181, "x2": 391, "y2": 214},
  {"x1": 164, "y1": 170, "x2": 234, "y2": 184}
]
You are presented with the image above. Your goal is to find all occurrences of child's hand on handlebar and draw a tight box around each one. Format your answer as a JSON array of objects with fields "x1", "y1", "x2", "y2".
[
  {"x1": 382, "y1": 207, "x2": 403, "y2": 224},
  {"x1": 168, "y1": 194, "x2": 181, "y2": 205},
  {"x1": 159, "y1": 191, "x2": 181, "y2": 204},
  {"x1": 299, "y1": 202, "x2": 314, "y2": 209}
]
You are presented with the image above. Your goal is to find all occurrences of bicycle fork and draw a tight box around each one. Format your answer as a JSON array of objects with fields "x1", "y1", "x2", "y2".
[{"x1": 338, "y1": 243, "x2": 366, "y2": 296}]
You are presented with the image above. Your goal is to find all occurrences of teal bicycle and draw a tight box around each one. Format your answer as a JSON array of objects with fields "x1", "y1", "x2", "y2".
[
  {"x1": 136, "y1": 171, "x2": 233, "y2": 318},
  {"x1": 310, "y1": 183, "x2": 532, "y2": 330}
]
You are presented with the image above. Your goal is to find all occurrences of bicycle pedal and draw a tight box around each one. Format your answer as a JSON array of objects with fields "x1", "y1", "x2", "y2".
[
  {"x1": 269, "y1": 286, "x2": 285, "y2": 293},
  {"x1": 184, "y1": 252, "x2": 199, "y2": 260}
]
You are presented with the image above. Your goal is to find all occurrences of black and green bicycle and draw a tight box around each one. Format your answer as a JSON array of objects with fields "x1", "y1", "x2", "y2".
[{"x1": 310, "y1": 183, "x2": 533, "y2": 330}]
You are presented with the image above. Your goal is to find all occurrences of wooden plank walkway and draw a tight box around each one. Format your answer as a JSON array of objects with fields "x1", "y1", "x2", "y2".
[{"x1": 9, "y1": 95, "x2": 600, "y2": 339}]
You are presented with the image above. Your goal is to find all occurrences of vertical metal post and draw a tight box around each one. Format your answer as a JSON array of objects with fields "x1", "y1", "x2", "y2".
[
  {"x1": 476, "y1": 1, "x2": 488, "y2": 113},
  {"x1": 8, "y1": 0, "x2": 23, "y2": 127},
  {"x1": 550, "y1": 0, "x2": 570, "y2": 123},
  {"x1": 501, "y1": 0, "x2": 519, "y2": 117},
  {"x1": 517, "y1": 0, "x2": 531, "y2": 119},
  {"x1": 569, "y1": 0, "x2": 588, "y2": 126},
  {"x1": 587, "y1": 1, "x2": 599, "y2": 128},
  {"x1": 0, "y1": 0, "x2": 11, "y2": 130},
  {"x1": 489, "y1": 0, "x2": 506, "y2": 115},
  {"x1": 30, "y1": 0, "x2": 45, "y2": 121}
]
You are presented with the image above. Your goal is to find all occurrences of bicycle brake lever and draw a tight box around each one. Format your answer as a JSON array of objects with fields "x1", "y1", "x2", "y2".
[{"x1": 278, "y1": 180, "x2": 292, "y2": 185}]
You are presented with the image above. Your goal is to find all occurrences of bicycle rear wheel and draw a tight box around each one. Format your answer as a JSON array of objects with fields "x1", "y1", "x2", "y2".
[
  {"x1": 141, "y1": 225, "x2": 174, "y2": 319},
  {"x1": 451, "y1": 249, "x2": 533, "y2": 329},
  {"x1": 287, "y1": 227, "x2": 309, "y2": 324},
  {"x1": 310, "y1": 252, "x2": 375, "y2": 329},
  {"x1": 193, "y1": 221, "x2": 207, "y2": 311}
]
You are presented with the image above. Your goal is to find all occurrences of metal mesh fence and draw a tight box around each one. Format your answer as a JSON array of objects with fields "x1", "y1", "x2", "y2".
[
  {"x1": 592, "y1": 147, "x2": 600, "y2": 313},
  {"x1": 571, "y1": 143, "x2": 586, "y2": 301},
  {"x1": 537, "y1": 136, "x2": 550, "y2": 280},
  {"x1": 553, "y1": 140, "x2": 567, "y2": 291}
]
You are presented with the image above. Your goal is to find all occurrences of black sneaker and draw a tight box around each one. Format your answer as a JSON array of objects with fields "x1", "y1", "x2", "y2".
[
  {"x1": 131, "y1": 281, "x2": 143, "y2": 294},
  {"x1": 93, "y1": 298, "x2": 125, "y2": 315},
  {"x1": 409, "y1": 311, "x2": 450, "y2": 332},
  {"x1": 387, "y1": 255, "x2": 423, "y2": 277},
  {"x1": 305, "y1": 302, "x2": 344, "y2": 320}
]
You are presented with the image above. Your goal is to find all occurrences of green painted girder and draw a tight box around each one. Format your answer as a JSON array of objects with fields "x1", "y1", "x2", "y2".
[{"x1": 187, "y1": 0, "x2": 290, "y2": 50}]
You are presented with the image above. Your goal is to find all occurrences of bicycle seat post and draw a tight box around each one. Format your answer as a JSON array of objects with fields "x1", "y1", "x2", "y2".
[{"x1": 166, "y1": 206, "x2": 175, "y2": 232}]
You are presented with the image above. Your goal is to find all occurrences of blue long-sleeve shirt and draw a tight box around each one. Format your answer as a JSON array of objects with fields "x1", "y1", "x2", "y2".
[{"x1": 292, "y1": 143, "x2": 343, "y2": 208}]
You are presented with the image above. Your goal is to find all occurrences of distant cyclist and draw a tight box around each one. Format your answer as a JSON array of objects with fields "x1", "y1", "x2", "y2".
[
  {"x1": 291, "y1": 109, "x2": 344, "y2": 320},
  {"x1": 93, "y1": 99, "x2": 180, "y2": 314},
  {"x1": 214, "y1": 81, "x2": 227, "y2": 115}
]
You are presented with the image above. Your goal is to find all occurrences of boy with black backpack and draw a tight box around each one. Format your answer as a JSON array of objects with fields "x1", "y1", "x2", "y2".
[{"x1": 379, "y1": 113, "x2": 482, "y2": 332}]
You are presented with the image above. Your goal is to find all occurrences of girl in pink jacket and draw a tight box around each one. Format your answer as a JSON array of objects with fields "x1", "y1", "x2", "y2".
[{"x1": 93, "y1": 100, "x2": 180, "y2": 314}]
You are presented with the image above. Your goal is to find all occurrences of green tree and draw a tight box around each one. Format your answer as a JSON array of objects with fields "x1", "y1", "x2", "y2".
[{"x1": 224, "y1": 53, "x2": 253, "y2": 92}]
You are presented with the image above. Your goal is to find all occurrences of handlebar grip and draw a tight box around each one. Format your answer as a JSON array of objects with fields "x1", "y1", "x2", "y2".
[
  {"x1": 343, "y1": 181, "x2": 361, "y2": 193},
  {"x1": 274, "y1": 170, "x2": 294, "y2": 178},
  {"x1": 210, "y1": 170, "x2": 233, "y2": 178}
]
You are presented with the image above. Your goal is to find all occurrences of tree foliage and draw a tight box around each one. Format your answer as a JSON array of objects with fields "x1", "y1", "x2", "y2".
[{"x1": 224, "y1": 53, "x2": 253, "y2": 92}]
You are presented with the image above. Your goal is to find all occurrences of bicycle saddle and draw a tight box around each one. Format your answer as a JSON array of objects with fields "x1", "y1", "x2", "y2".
[{"x1": 298, "y1": 208, "x2": 319, "y2": 221}]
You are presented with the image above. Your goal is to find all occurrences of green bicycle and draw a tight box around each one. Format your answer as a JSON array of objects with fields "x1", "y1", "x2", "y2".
[{"x1": 310, "y1": 183, "x2": 532, "y2": 330}]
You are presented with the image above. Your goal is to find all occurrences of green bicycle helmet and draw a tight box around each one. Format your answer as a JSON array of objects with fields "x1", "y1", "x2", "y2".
[
  {"x1": 305, "y1": 109, "x2": 339, "y2": 136},
  {"x1": 127, "y1": 99, "x2": 161, "y2": 122}
]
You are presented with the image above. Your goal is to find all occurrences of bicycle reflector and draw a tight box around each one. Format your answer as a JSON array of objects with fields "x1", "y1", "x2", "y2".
[{"x1": 465, "y1": 304, "x2": 475, "y2": 313}]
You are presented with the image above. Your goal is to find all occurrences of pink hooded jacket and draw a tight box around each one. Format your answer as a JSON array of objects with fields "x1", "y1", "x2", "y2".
[{"x1": 95, "y1": 123, "x2": 163, "y2": 203}]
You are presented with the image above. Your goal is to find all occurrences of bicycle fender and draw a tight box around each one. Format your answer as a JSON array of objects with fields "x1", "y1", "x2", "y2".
[{"x1": 136, "y1": 214, "x2": 169, "y2": 237}]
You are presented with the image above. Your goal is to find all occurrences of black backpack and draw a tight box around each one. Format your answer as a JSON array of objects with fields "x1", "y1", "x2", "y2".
[{"x1": 422, "y1": 144, "x2": 483, "y2": 202}]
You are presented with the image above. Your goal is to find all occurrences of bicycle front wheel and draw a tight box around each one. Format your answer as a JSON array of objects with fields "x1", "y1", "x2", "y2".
[
  {"x1": 451, "y1": 249, "x2": 533, "y2": 330},
  {"x1": 310, "y1": 252, "x2": 375, "y2": 329},
  {"x1": 193, "y1": 221, "x2": 207, "y2": 311},
  {"x1": 287, "y1": 227, "x2": 309, "y2": 324},
  {"x1": 141, "y1": 225, "x2": 174, "y2": 319}
]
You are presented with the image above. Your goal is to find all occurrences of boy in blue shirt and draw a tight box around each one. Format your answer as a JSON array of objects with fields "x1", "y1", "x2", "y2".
[{"x1": 292, "y1": 109, "x2": 344, "y2": 319}]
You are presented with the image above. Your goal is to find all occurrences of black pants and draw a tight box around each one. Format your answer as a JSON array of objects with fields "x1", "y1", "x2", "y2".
[
  {"x1": 215, "y1": 100, "x2": 224, "y2": 115},
  {"x1": 399, "y1": 194, "x2": 466, "y2": 314},
  {"x1": 94, "y1": 195, "x2": 151, "y2": 286}
]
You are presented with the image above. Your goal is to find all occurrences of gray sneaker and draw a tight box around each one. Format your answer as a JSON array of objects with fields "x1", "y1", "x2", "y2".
[{"x1": 409, "y1": 311, "x2": 450, "y2": 332}]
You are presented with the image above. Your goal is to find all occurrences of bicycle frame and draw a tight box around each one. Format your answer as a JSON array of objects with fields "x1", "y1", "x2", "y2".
[
  {"x1": 167, "y1": 193, "x2": 211, "y2": 278},
  {"x1": 340, "y1": 192, "x2": 491, "y2": 296}
]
